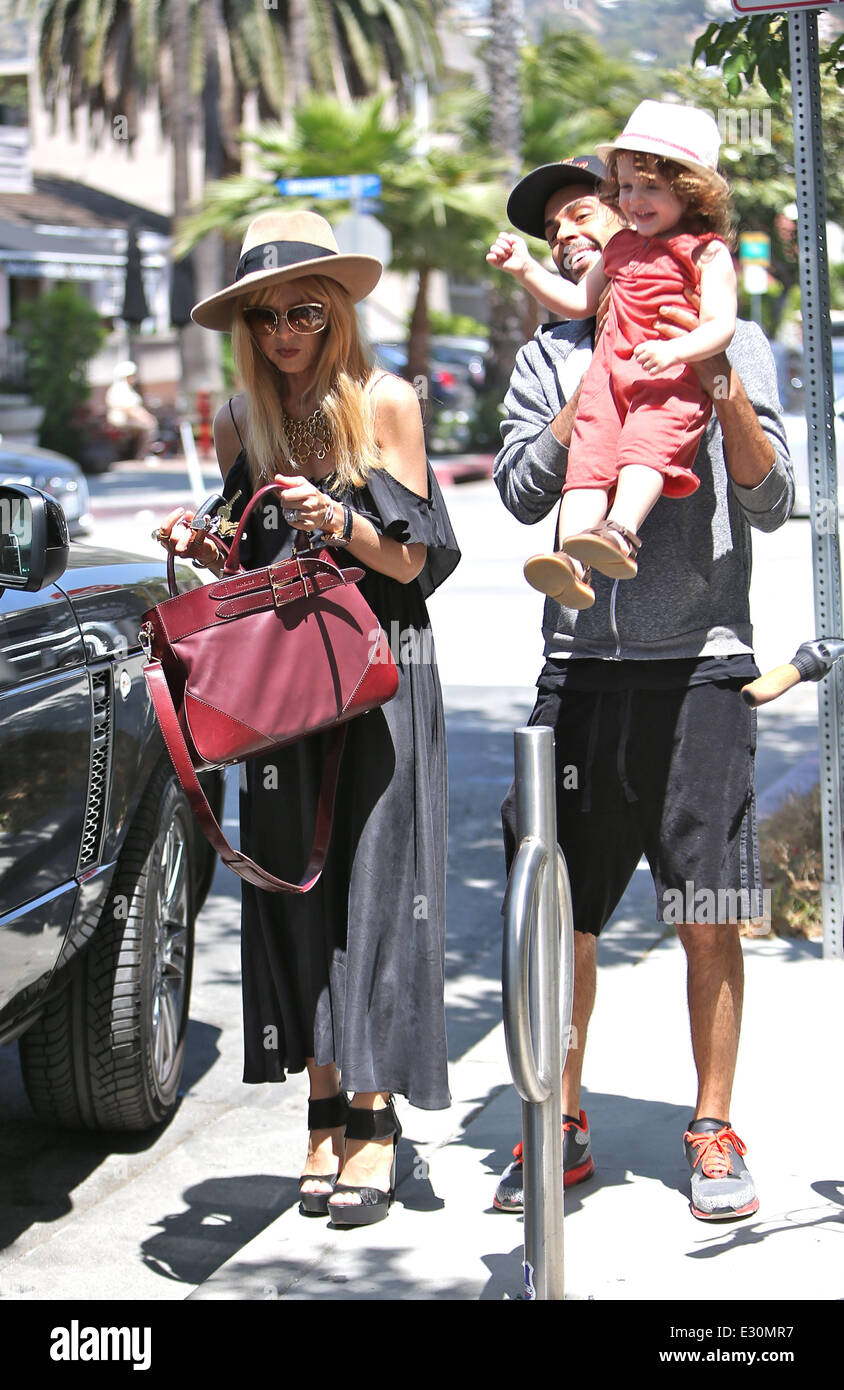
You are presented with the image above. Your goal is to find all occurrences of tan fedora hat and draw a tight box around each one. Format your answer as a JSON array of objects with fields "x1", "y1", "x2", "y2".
[
  {"x1": 596, "y1": 101, "x2": 722, "y2": 179},
  {"x1": 190, "y1": 210, "x2": 383, "y2": 332}
]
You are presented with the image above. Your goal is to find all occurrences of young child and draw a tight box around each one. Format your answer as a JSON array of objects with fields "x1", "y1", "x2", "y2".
[{"x1": 488, "y1": 101, "x2": 737, "y2": 608}]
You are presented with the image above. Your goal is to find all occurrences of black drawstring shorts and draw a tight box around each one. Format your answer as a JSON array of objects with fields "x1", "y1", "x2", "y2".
[{"x1": 500, "y1": 668, "x2": 762, "y2": 936}]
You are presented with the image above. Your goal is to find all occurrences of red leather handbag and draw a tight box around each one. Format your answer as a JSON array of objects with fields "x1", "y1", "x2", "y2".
[{"x1": 139, "y1": 483, "x2": 399, "y2": 893}]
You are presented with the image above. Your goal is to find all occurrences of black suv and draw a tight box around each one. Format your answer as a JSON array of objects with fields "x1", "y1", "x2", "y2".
[{"x1": 0, "y1": 482, "x2": 223, "y2": 1131}]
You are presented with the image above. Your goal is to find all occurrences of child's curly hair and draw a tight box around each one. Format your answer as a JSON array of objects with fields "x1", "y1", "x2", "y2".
[{"x1": 600, "y1": 150, "x2": 735, "y2": 247}]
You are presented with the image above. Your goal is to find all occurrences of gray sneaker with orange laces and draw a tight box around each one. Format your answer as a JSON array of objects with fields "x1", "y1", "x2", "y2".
[
  {"x1": 684, "y1": 1118, "x2": 759, "y2": 1221},
  {"x1": 494, "y1": 1110, "x2": 595, "y2": 1212}
]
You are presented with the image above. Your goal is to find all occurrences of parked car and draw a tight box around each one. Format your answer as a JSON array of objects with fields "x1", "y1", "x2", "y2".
[
  {"x1": 371, "y1": 340, "x2": 477, "y2": 452},
  {"x1": 0, "y1": 439, "x2": 92, "y2": 536},
  {"x1": 429, "y1": 335, "x2": 489, "y2": 393},
  {"x1": 0, "y1": 482, "x2": 223, "y2": 1131}
]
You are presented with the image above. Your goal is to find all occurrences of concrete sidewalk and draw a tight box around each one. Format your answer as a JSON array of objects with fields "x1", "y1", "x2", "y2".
[
  {"x1": 167, "y1": 490, "x2": 839, "y2": 1304},
  {"x1": 188, "y1": 932, "x2": 844, "y2": 1302},
  {"x1": 189, "y1": 668, "x2": 843, "y2": 1304}
]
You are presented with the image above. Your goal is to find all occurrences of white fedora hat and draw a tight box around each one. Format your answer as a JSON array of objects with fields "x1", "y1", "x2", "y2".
[
  {"x1": 191, "y1": 210, "x2": 383, "y2": 332},
  {"x1": 596, "y1": 101, "x2": 722, "y2": 179}
]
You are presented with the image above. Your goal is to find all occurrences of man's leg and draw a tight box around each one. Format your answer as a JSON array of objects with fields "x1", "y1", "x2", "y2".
[
  {"x1": 676, "y1": 920, "x2": 758, "y2": 1220},
  {"x1": 676, "y1": 922, "x2": 743, "y2": 1122},
  {"x1": 495, "y1": 683, "x2": 643, "y2": 1210},
  {"x1": 494, "y1": 928, "x2": 597, "y2": 1210},
  {"x1": 632, "y1": 681, "x2": 761, "y2": 1220},
  {"x1": 562, "y1": 929, "x2": 597, "y2": 1118}
]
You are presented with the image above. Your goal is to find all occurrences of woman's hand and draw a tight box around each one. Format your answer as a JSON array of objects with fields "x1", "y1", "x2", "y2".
[
  {"x1": 272, "y1": 474, "x2": 342, "y2": 536},
  {"x1": 153, "y1": 507, "x2": 225, "y2": 572}
]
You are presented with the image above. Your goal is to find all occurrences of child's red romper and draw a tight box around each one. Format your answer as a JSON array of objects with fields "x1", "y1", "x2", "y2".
[{"x1": 565, "y1": 229, "x2": 724, "y2": 500}]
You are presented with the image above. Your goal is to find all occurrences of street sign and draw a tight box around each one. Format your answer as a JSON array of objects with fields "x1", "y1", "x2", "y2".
[
  {"x1": 334, "y1": 213, "x2": 392, "y2": 268},
  {"x1": 742, "y1": 263, "x2": 769, "y2": 295},
  {"x1": 275, "y1": 174, "x2": 382, "y2": 200},
  {"x1": 731, "y1": 1, "x2": 842, "y2": 12},
  {"x1": 739, "y1": 232, "x2": 771, "y2": 265}
]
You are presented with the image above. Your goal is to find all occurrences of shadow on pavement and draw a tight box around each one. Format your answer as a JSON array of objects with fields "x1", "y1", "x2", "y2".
[
  {"x1": 141, "y1": 1175, "x2": 301, "y2": 1287},
  {"x1": 476, "y1": 1087, "x2": 695, "y2": 1214}
]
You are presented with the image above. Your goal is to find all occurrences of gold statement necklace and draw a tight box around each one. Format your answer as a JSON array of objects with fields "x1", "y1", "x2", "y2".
[{"x1": 281, "y1": 404, "x2": 332, "y2": 466}]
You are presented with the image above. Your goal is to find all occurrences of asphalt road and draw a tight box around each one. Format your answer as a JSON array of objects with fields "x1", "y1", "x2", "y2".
[{"x1": 0, "y1": 455, "x2": 823, "y2": 1304}]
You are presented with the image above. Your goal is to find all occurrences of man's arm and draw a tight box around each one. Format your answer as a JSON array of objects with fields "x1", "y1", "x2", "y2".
[
  {"x1": 493, "y1": 325, "x2": 592, "y2": 524},
  {"x1": 657, "y1": 306, "x2": 793, "y2": 531}
]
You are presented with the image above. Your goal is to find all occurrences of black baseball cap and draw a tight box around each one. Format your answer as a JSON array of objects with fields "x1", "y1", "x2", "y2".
[{"x1": 506, "y1": 155, "x2": 606, "y2": 240}]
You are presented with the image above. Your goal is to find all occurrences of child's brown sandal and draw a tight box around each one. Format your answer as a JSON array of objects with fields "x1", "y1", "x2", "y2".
[
  {"x1": 562, "y1": 521, "x2": 641, "y2": 579},
  {"x1": 524, "y1": 552, "x2": 595, "y2": 609}
]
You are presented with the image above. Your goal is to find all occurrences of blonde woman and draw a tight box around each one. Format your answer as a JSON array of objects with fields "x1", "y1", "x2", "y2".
[{"x1": 156, "y1": 212, "x2": 460, "y2": 1227}]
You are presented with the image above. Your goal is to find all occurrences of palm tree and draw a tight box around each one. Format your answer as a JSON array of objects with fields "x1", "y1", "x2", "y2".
[
  {"x1": 30, "y1": 0, "x2": 443, "y2": 389},
  {"x1": 518, "y1": 32, "x2": 657, "y2": 172},
  {"x1": 483, "y1": 0, "x2": 525, "y2": 399},
  {"x1": 175, "y1": 94, "x2": 506, "y2": 399},
  {"x1": 34, "y1": 0, "x2": 443, "y2": 135},
  {"x1": 379, "y1": 145, "x2": 506, "y2": 386}
]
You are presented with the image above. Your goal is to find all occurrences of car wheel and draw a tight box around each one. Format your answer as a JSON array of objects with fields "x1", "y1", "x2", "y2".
[{"x1": 19, "y1": 764, "x2": 196, "y2": 1131}]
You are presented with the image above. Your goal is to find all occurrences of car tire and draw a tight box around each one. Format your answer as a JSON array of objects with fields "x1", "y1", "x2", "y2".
[{"x1": 19, "y1": 764, "x2": 196, "y2": 1131}]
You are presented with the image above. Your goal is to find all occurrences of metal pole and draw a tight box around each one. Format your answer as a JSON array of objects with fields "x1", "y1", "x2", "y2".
[
  {"x1": 502, "y1": 726, "x2": 573, "y2": 1300},
  {"x1": 789, "y1": 10, "x2": 844, "y2": 959}
]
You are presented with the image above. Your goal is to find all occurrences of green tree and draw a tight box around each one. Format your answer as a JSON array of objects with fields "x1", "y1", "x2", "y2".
[
  {"x1": 14, "y1": 284, "x2": 107, "y2": 457},
  {"x1": 379, "y1": 143, "x2": 506, "y2": 386},
  {"x1": 176, "y1": 94, "x2": 506, "y2": 408},
  {"x1": 449, "y1": 30, "x2": 657, "y2": 176},
  {"x1": 34, "y1": 0, "x2": 443, "y2": 137},
  {"x1": 30, "y1": 0, "x2": 443, "y2": 390},
  {"x1": 482, "y1": 0, "x2": 525, "y2": 399},
  {"x1": 441, "y1": 29, "x2": 653, "y2": 393},
  {"x1": 518, "y1": 32, "x2": 658, "y2": 172},
  {"x1": 692, "y1": 12, "x2": 844, "y2": 100}
]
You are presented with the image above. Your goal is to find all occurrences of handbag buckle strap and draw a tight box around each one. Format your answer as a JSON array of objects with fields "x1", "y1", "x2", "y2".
[
  {"x1": 272, "y1": 555, "x2": 316, "y2": 608},
  {"x1": 270, "y1": 570, "x2": 295, "y2": 608}
]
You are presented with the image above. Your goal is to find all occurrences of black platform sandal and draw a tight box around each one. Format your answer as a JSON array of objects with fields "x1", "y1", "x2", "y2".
[
  {"x1": 299, "y1": 1092, "x2": 349, "y2": 1216},
  {"x1": 327, "y1": 1097, "x2": 402, "y2": 1228}
]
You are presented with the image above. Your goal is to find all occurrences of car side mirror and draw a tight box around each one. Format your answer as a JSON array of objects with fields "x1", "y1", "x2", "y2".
[{"x1": 0, "y1": 483, "x2": 70, "y2": 592}]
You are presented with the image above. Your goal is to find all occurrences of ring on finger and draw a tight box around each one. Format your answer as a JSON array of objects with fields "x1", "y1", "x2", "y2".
[{"x1": 283, "y1": 508, "x2": 300, "y2": 523}]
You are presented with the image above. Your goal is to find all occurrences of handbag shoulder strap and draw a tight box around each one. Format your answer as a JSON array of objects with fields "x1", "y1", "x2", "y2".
[
  {"x1": 144, "y1": 660, "x2": 345, "y2": 894},
  {"x1": 228, "y1": 397, "x2": 246, "y2": 452}
]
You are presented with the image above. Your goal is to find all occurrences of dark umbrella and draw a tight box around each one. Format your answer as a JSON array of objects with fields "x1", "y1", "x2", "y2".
[
  {"x1": 121, "y1": 220, "x2": 150, "y2": 325},
  {"x1": 169, "y1": 253, "x2": 196, "y2": 327}
]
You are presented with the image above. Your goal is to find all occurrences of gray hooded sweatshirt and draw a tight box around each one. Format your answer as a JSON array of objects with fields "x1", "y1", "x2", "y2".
[{"x1": 493, "y1": 318, "x2": 794, "y2": 663}]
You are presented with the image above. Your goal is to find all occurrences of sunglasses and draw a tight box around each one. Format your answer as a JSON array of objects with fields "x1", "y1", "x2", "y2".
[{"x1": 242, "y1": 303, "x2": 329, "y2": 337}]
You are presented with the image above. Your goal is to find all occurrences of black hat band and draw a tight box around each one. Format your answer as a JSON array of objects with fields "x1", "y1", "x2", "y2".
[{"x1": 235, "y1": 241, "x2": 338, "y2": 282}]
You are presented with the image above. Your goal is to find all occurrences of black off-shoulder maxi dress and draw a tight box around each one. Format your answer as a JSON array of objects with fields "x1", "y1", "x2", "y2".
[{"x1": 220, "y1": 452, "x2": 460, "y2": 1111}]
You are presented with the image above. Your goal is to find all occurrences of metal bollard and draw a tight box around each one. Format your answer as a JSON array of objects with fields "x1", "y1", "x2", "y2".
[{"x1": 502, "y1": 726, "x2": 575, "y2": 1300}]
